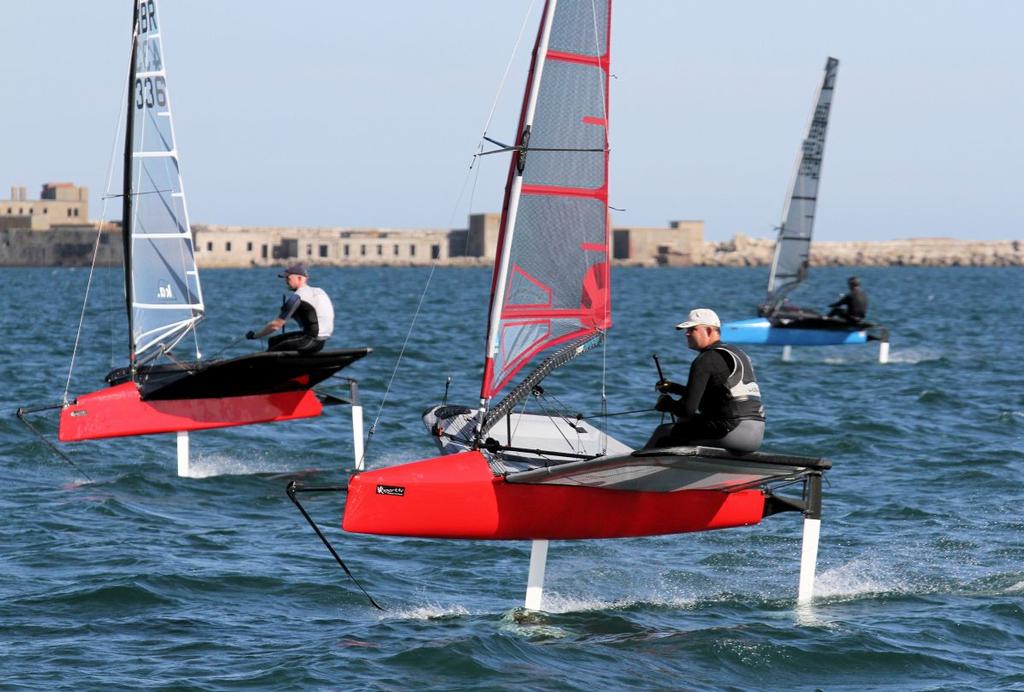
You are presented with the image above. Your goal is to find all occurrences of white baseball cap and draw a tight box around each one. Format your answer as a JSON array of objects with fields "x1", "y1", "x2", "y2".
[{"x1": 676, "y1": 308, "x2": 721, "y2": 330}]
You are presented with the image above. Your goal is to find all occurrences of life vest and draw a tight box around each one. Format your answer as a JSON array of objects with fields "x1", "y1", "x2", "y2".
[
  {"x1": 711, "y1": 343, "x2": 764, "y2": 421},
  {"x1": 289, "y1": 285, "x2": 335, "y2": 339}
]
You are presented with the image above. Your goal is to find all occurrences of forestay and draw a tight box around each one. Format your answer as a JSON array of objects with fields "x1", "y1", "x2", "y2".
[
  {"x1": 763, "y1": 57, "x2": 839, "y2": 315},
  {"x1": 481, "y1": 0, "x2": 612, "y2": 401},
  {"x1": 124, "y1": 0, "x2": 204, "y2": 363}
]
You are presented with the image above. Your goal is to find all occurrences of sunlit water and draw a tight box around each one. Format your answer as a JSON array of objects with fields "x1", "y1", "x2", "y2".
[{"x1": 1, "y1": 265, "x2": 1022, "y2": 688}]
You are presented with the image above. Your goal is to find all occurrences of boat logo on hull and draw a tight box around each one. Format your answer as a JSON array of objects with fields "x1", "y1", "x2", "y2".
[{"x1": 376, "y1": 484, "x2": 405, "y2": 497}]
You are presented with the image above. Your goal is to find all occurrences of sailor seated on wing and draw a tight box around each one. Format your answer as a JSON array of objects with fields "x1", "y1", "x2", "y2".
[
  {"x1": 826, "y1": 276, "x2": 868, "y2": 324},
  {"x1": 645, "y1": 308, "x2": 765, "y2": 454},
  {"x1": 246, "y1": 263, "x2": 334, "y2": 354}
]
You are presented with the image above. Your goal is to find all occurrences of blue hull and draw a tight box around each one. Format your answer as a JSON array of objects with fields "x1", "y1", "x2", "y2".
[{"x1": 721, "y1": 318, "x2": 869, "y2": 346}]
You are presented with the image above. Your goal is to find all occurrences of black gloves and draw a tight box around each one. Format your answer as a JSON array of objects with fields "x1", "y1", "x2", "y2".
[
  {"x1": 655, "y1": 379, "x2": 685, "y2": 395},
  {"x1": 245, "y1": 330, "x2": 257, "y2": 340},
  {"x1": 654, "y1": 394, "x2": 675, "y2": 413}
]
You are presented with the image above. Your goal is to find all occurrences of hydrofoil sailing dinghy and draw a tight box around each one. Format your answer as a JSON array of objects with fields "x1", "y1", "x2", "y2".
[
  {"x1": 56, "y1": 0, "x2": 370, "y2": 465},
  {"x1": 718, "y1": 58, "x2": 890, "y2": 362},
  {"x1": 292, "y1": 0, "x2": 830, "y2": 611}
]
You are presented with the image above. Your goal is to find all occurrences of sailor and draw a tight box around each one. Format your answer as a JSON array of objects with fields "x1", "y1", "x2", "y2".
[
  {"x1": 827, "y1": 276, "x2": 868, "y2": 323},
  {"x1": 246, "y1": 262, "x2": 334, "y2": 354},
  {"x1": 646, "y1": 308, "x2": 766, "y2": 453}
]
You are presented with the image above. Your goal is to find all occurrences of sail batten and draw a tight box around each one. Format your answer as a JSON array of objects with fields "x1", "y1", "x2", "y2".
[
  {"x1": 763, "y1": 57, "x2": 839, "y2": 315},
  {"x1": 124, "y1": 0, "x2": 204, "y2": 363},
  {"x1": 481, "y1": 0, "x2": 612, "y2": 403}
]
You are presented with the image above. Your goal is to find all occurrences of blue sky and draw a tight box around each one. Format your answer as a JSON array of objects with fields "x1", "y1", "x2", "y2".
[{"x1": 2, "y1": 1, "x2": 1021, "y2": 242}]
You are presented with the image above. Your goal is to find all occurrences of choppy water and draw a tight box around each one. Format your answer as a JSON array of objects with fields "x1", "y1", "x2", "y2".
[{"x1": 1, "y1": 265, "x2": 1022, "y2": 689}]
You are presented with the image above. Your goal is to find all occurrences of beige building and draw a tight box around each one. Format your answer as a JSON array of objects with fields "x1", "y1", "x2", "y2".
[
  {"x1": 613, "y1": 220, "x2": 704, "y2": 265},
  {"x1": 1, "y1": 183, "x2": 89, "y2": 231},
  {"x1": 193, "y1": 225, "x2": 454, "y2": 267},
  {"x1": 461, "y1": 213, "x2": 705, "y2": 266},
  {"x1": 0, "y1": 182, "x2": 708, "y2": 267}
]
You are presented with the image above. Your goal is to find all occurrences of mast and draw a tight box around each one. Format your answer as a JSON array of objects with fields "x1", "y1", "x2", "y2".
[
  {"x1": 123, "y1": 0, "x2": 205, "y2": 364},
  {"x1": 763, "y1": 57, "x2": 839, "y2": 315},
  {"x1": 123, "y1": 0, "x2": 141, "y2": 368},
  {"x1": 478, "y1": 0, "x2": 612, "y2": 420},
  {"x1": 480, "y1": 0, "x2": 559, "y2": 414}
]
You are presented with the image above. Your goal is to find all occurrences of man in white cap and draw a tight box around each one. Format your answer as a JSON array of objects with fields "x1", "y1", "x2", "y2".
[
  {"x1": 647, "y1": 308, "x2": 766, "y2": 453},
  {"x1": 246, "y1": 262, "x2": 335, "y2": 353}
]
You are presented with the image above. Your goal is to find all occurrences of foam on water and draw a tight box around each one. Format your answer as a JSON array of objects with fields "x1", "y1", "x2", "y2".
[
  {"x1": 882, "y1": 346, "x2": 944, "y2": 364},
  {"x1": 813, "y1": 558, "x2": 915, "y2": 600},
  {"x1": 383, "y1": 602, "x2": 472, "y2": 621},
  {"x1": 183, "y1": 451, "x2": 297, "y2": 478}
]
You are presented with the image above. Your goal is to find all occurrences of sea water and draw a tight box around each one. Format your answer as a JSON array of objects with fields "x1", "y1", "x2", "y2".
[{"x1": 1, "y1": 265, "x2": 1021, "y2": 688}]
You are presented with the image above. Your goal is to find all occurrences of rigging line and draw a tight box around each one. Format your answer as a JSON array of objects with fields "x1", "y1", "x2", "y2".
[
  {"x1": 286, "y1": 482, "x2": 384, "y2": 611},
  {"x1": 541, "y1": 388, "x2": 582, "y2": 424},
  {"x1": 579, "y1": 407, "x2": 656, "y2": 419},
  {"x1": 205, "y1": 335, "x2": 246, "y2": 361},
  {"x1": 100, "y1": 188, "x2": 175, "y2": 200},
  {"x1": 360, "y1": 263, "x2": 438, "y2": 467},
  {"x1": 505, "y1": 390, "x2": 532, "y2": 444},
  {"x1": 590, "y1": 0, "x2": 611, "y2": 456},
  {"x1": 474, "y1": 145, "x2": 606, "y2": 158},
  {"x1": 589, "y1": 0, "x2": 610, "y2": 141},
  {"x1": 478, "y1": 0, "x2": 539, "y2": 141},
  {"x1": 532, "y1": 392, "x2": 582, "y2": 454},
  {"x1": 16, "y1": 407, "x2": 95, "y2": 483},
  {"x1": 64, "y1": 35, "x2": 136, "y2": 404}
]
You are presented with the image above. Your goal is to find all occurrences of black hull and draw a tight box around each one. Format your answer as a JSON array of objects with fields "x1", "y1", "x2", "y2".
[{"x1": 104, "y1": 348, "x2": 371, "y2": 401}]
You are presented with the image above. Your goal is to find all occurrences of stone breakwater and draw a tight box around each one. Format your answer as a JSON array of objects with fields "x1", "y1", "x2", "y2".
[{"x1": 695, "y1": 234, "x2": 1023, "y2": 267}]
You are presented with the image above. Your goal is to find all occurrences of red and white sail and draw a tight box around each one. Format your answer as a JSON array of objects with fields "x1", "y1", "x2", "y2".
[{"x1": 481, "y1": 0, "x2": 612, "y2": 401}]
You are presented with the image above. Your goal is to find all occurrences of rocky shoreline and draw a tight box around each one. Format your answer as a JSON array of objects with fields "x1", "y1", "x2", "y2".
[{"x1": 689, "y1": 234, "x2": 1023, "y2": 268}]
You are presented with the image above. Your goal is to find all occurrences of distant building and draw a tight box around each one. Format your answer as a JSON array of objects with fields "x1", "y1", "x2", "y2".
[
  {"x1": 0, "y1": 182, "x2": 708, "y2": 267},
  {"x1": 193, "y1": 225, "x2": 454, "y2": 267},
  {"x1": 613, "y1": 220, "x2": 704, "y2": 265},
  {"x1": 1, "y1": 183, "x2": 89, "y2": 231}
]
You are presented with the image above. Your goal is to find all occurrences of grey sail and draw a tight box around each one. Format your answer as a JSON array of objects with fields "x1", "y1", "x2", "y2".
[
  {"x1": 124, "y1": 0, "x2": 204, "y2": 364},
  {"x1": 762, "y1": 57, "x2": 839, "y2": 316}
]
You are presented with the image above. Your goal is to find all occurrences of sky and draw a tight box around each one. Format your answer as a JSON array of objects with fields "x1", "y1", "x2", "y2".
[{"x1": 2, "y1": 1, "x2": 1022, "y2": 242}]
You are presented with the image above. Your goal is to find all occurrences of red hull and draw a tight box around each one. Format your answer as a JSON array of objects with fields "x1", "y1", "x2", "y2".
[
  {"x1": 343, "y1": 451, "x2": 767, "y2": 540},
  {"x1": 59, "y1": 382, "x2": 323, "y2": 442}
]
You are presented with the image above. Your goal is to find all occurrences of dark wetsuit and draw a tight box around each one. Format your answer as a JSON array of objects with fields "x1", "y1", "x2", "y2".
[
  {"x1": 648, "y1": 342, "x2": 765, "y2": 452},
  {"x1": 828, "y1": 288, "x2": 868, "y2": 323},
  {"x1": 268, "y1": 285, "x2": 334, "y2": 354}
]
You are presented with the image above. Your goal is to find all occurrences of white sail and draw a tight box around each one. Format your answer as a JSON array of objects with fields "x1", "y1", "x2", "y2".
[
  {"x1": 124, "y1": 0, "x2": 204, "y2": 361},
  {"x1": 763, "y1": 57, "x2": 839, "y2": 315}
]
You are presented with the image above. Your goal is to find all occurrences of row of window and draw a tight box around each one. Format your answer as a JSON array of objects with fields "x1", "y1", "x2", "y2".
[
  {"x1": 197, "y1": 241, "x2": 442, "y2": 260},
  {"x1": 3, "y1": 207, "x2": 80, "y2": 217}
]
